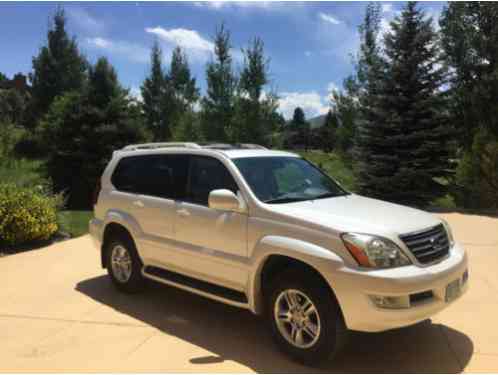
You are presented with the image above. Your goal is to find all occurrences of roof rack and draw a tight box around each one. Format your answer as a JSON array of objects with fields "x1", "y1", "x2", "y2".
[
  {"x1": 122, "y1": 142, "x2": 202, "y2": 151},
  {"x1": 118, "y1": 142, "x2": 268, "y2": 155},
  {"x1": 237, "y1": 143, "x2": 268, "y2": 150}
]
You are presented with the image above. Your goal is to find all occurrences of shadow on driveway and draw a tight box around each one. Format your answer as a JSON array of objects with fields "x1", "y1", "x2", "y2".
[{"x1": 76, "y1": 275, "x2": 473, "y2": 373}]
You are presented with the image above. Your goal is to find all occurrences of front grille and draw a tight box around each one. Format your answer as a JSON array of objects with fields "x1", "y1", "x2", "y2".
[{"x1": 399, "y1": 224, "x2": 450, "y2": 264}]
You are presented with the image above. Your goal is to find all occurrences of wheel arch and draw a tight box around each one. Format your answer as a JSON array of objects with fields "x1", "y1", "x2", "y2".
[
  {"x1": 101, "y1": 222, "x2": 135, "y2": 268},
  {"x1": 248, "y1": 235, "x2": 344, "y2": 316}
]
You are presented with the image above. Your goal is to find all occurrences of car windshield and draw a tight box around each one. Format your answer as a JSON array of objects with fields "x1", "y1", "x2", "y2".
[{"x1": 232, "y1": 156, "x2": 348, "y2": 204}]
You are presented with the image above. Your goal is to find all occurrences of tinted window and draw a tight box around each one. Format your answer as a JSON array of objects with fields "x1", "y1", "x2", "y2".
[
  {"x1": 186, "y1": 156, "x2": 239, "y2": 206},
  {"x1": 111, "y1": 154, "x2": 189, "y2": 199}
]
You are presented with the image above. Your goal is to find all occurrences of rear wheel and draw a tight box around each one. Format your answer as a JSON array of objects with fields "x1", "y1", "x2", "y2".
[
  {"x1": 105, "y1": 235, "x2": 145, "y2": 293},
  {"x1": 267, "y1": 268, "x2": 346, "y2": 366}
]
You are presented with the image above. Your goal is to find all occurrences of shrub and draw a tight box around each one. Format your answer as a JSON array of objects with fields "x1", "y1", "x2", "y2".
[{"x1": 0, "y1": 183, "x2": 63, "y2": 247}]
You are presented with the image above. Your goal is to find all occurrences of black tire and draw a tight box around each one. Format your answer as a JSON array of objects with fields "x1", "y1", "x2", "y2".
[
  {"x1": 104, "y1": 234, "x2": 145, "y2": 293},
  {"x1": 266, "y1": 268, "x2": 347, "y2": 366}
]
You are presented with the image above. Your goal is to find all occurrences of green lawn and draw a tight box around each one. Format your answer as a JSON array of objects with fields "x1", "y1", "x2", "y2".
[
  {"x1": 57, "y1": 210, "x2": 93, "y2": 238},
  {"x1": 299, "y1": 150, "x2": 356, "y2": 191}
]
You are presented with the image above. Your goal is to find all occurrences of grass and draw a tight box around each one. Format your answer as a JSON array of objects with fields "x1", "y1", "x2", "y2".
[
  {"x1": 0, "y1": 158, "x2": 48, "y2": 187},
  {"x1": 57, "y1": 210, "x2": 93, "y2": 238},
  {"x1": 299, "y1": 150, "x2": 356, "y2": 191}
]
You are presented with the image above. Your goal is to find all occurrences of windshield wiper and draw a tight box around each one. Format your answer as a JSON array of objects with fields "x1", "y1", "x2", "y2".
[{"x1": 264, "y1": 196, "x2": 308, "y2": 204}]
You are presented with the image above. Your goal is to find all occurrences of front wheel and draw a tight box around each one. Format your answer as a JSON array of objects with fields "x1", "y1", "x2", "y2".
[{"x1": 267, "y1": 269, "x2": 346, "y2": 366}]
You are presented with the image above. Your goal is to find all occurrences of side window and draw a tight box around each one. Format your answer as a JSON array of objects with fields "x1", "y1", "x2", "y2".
[
  {"x1": 111, "y1": 156, "x2": 148, "y2": 193},
  {"x1": 187, "y1": 156, "x2": 239, "y2": 206},
  {"x1": 111, "y1": 154, "x2": 189, "y2": 199}
]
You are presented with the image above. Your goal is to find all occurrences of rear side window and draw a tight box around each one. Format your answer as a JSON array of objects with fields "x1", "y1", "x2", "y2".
[
  {"x1": 186, "y1": 156, "x2": 239, "y2": 206},
  {"x1": 111, "y1": 154, "x2": 189, "y2": 199}
]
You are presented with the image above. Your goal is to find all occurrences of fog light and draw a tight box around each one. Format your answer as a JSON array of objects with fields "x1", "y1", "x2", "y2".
[{"x1": 369, "y1": 295, "x2": 410, "y2": 309}]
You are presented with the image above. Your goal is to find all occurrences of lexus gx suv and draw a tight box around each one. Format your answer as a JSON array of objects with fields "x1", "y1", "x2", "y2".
[{"x1": 89, "y1": 142, "x2": 468, "y2": 365}]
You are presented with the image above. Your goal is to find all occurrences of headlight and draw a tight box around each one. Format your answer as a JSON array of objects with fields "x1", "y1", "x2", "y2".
[
  {"x1": 440, "y1": 219, "x2": 455, "y2": 247},
  {"x1": 341, "y1": 233, "x2": 411, "y2": 269}
]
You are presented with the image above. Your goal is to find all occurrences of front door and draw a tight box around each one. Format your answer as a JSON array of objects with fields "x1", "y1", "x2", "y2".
[{"x1": 173, "y1": 155, "x2": 249, "y2": 291}]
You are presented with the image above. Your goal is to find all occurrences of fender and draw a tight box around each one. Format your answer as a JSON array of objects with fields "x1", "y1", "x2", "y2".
[
  {"x1": 103, "y1": 209, "x2": 144, "y2": 244},
  {"x1": 248, "y1": 235, "x2": 345, "y2": 315}
]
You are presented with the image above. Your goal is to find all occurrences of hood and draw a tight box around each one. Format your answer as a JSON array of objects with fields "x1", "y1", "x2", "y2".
[{"x1": 267, "y1": 193, "x2": 441, "y2": 237}]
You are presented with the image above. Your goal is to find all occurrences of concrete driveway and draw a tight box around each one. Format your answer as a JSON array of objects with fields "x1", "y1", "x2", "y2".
[{"x1": 1, "y1": 213, "x2": 497, "y2": 373}]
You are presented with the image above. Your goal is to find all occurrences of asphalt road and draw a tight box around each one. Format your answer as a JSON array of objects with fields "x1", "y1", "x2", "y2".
[{"x1": 1, "y1": 213, "x2": 497, "y2": 372}]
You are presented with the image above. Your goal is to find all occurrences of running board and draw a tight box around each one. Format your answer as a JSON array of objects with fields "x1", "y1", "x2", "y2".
[{"x1": 142, "y1": 265, "x2": 249, "y2": 308}]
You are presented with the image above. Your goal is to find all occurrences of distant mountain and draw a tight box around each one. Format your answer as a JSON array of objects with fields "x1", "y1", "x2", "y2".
[
  {"x1": 308, "y1": 114, "x2": 327, "y2": 129},
  {"x1": 284, "y1": 113, "x2": 328, "y2": 130}
]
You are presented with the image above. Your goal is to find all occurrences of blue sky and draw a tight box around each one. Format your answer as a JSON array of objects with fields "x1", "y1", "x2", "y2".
[{"x1": 0, "y1": 1, "x2": 445, "y2": 119}]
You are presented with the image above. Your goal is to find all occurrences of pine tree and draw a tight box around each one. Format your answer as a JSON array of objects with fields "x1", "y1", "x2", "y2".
[
  {"x1": 317, "y1": 110, "x2": 337, "y2": 153},
  {"x1": 235, "y1": 37, "x2": 270, "y2": 144},
  {"x1": 29, "y1": 8, "x2": 87, "y2": 123},
  {"x1": 288, "y1": 107, "x2": 310, "y2": 150},
  {"x1": 88, "y1": 58, "x2": 125, "y2": 109},
  {"x1": 440, "y1": 2, "x2": 498, "y2": 208},
  {"x1": 165, "y1": 46, "x2": 199, "y2": 138},
  {"x1": 333, "y1": 76, "x2": 359, "y2": 156},
  {"x1": 42, "y1": 58, "x2": 146, "y2": 208},
  {"x1": 356, "y1": 2, "x2": 453, "y2": 206},
  {"x1": 141, "y1": 40, "x2": 167, "y2": 140},
  {"x1": 201, "y1": 24, "x2": 237, "y2": 142},
  {"x1": 353, "y1": 2, "x2": 389, "y2": 195}
]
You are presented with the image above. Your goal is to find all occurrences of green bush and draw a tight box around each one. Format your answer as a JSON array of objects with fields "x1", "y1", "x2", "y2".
[{"x1": 0, "y1": 183, "x2": 63, "y2": 247}]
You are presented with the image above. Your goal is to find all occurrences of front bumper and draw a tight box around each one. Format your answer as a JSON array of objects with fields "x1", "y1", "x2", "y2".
[{"x1": 327, "y1": 242, "x2": 468, "y2": 332}]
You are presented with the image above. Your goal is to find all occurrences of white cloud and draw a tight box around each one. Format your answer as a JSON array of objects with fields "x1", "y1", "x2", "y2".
[
  {"x1": 379, "y1": 17, "x2": 393, "y2": 37},
  {"x1": 318, "y1": 12, "x2": 341, "y2": 25},
  {"x1": 327, "y1": 82, "x2": 339, "y2": 93},
  {"x1": 145, "y1": 26, "x2": 243, "y2": 63},
  {"x1": 67, "y1": 7, "x2": 105, "y2": 34},
  {"x1": 194, "y1": 1, "x2": 274, "y2": 10},
  {"x1": 278, "y1": 91, "x2": 330, "y2": 120},
  {"x1": 128, "y1": 86, "x2": 143, "y2": 102},
  {"x1": 145, "y1": 27, "x2": 213, "y2": 55},
  {"x1": 382, "y1": 3, "x2": 393, "y2": 13},
  {"x1": 85, "y1": 37, "x2": 149, "y2": 63}
]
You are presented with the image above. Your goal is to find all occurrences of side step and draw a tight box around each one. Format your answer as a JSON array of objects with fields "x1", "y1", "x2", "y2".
[{"x1": 143, "y1": 265, "x2": 248, "y2": 305}]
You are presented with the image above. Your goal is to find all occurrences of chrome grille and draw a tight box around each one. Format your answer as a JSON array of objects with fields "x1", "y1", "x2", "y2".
[{"x1": 399, "y1": 224, "x2": 450, "y2": 264}]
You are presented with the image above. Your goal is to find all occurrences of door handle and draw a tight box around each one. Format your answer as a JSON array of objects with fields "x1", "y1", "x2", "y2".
[
  {"x1": 133, "y1": 200, "x2": 145, "y2": 208},
  {"x1": 176, "y1": 208, "x2": 190, "y2": 217}
]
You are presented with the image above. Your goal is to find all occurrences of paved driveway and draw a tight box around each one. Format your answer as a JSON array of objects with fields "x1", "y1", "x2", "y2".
[{"x1": 1, "y1": 213, "x2": 497, "y2": 372}]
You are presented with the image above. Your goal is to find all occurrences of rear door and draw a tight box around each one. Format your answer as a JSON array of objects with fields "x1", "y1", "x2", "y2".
[
  {"x1": 111, "y1": 153, "x2": 191, "y2": 265},
  {"x1": 130, "y1": 154, "x2": 189, "y2": 266}
]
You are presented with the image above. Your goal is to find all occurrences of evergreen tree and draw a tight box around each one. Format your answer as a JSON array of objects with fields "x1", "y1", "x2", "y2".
[
  {"x1": 356, "y1": 2, "x2": 453, "y2": 206},
  {"x1": 332, "y1": 76, "x2": 359, "y2": 156},
  {"x1": 353, "y1": 2, "x2": 388, "y2": 194},
  {"x1": 165, "y1": 46, "x2": 200, "y2": 138},
  {"x1": 141, "y1": 41, "x2": 167, "y2": 140},
  {"x1": 88, "y1": 58, "x2": 125, "y2": 109},
  {"x1": 201, "y1": 24, "x2": 237, "y2": 142},
  {"x1": 440, "y1": 2, "x2": 498, "y2": 208},
  {"x1": 234, "y1": 37, "x2": 271, "y2": 144},
  {"x1": 29, "y1": 8, "x2": 87, "y2": 124},
  {"x1": 42, "y1": 58, "x2": 146, "y2": 208},
  {"x1": 288, "y1": 107, "x2": 311, "y2": 150},
  {"x1": 317, "y1": 110, "x2": 337, "y2": 153}
]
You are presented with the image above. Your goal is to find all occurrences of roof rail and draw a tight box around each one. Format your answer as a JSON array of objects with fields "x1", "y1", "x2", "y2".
[
  {"x1": 122, "y1": 142, "x2": 202, "y2": 151},
  {"x1": 237, "y1": 143, "x2": 268, "y2": 150},
  {"x1": 202, "y1": 143, "x2": 233, "y2": 150}
]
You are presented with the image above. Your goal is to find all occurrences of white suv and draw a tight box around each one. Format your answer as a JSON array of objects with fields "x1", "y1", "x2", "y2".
[{"x1": 89, "y1": 142, "x2": 468, "y2": 365}]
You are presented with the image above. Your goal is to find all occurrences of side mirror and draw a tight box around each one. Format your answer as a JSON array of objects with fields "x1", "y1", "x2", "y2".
[{"x1": 208, "y1": 189, "x2": 244, "y2": 212}]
